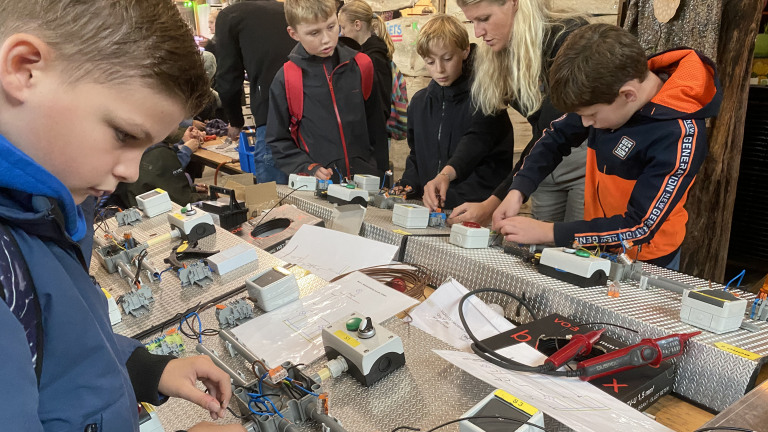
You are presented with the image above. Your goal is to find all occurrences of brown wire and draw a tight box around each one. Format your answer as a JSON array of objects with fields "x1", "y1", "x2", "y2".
[
  {"x1": 329, "y1": 263, "x2": 430, "y2": 300},
  {"x1": 250, "y1": 359, "x2": 281, "y2": 388},
  {"x1": 213, "y1": 158, "x2": 239, "y2": 186}
]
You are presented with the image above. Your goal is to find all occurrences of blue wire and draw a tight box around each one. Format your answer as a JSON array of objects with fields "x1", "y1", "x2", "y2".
[
  {"x1": 284, "y1": 377, "x2": 319, "y2": 396},
  {"x1": 177, "y1": 312, "x2": 203, "y2": 343},
  {"x1": 334, "y1": 167, "x2": 343, "y2": 183},
  {"x1": 247, "y1": 401, "x2": 271, "y2": 416},
  {"x1": 725, "y1": 269, "x2": 746, "y2": 291},
  {"x1": 618, "y1": 232, "x2": 627, "y2": 254},
  {"x1": 157, "y1": 266, "x2": 173, "y2": 282},
  {"x1": 750, "y1": 299, "x2": 759, "y2": 319}
]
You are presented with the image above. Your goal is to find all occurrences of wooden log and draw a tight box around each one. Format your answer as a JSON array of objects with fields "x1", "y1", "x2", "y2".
[{"x1": 680, "y1": 0, "x2": 765, "y2": 281}]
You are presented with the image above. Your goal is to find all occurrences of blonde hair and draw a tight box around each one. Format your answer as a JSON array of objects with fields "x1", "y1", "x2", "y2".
[
  {"x1": 0, "y1": 0, "x2": 210, "y2": 116},
  {"x1": 457, "y1": 0, "x2": 580, "y2": 116},
  {"x1": 285, "y1": 0, "x2": 336, "y2": 29},
  {"x1": 416, "y1": 14, "x2": 469, "y2": 58},
  {"x1": 339, "y1": 0, "x2": 395, "y2": 59}
]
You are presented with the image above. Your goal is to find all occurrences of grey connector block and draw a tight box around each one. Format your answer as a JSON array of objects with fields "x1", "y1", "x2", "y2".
[
  {"x1": 147, "y1": 339, "x2": 184, "y2": 357},
  {"x1": 206, "y1": 243, "x2": 258, "y2": 275},
  {"x1": 246, "y1": 266, "x2": 299, "y2": 312},
  {"x1": 216, "y1": 298, "x2": 254, "y2": 328},
  {"x1": 121, "y1": 286, "x2": 154, "y2": 317},
  {"x1": 115, "y1": 208, "x2": 143, "y2": 226},
  {"x1": 372, "y1": 194, "x2": 403, "y2": 209},
  {"x1": 609, "y1": 261, "x2": 643, "y2": 282},
  {"x1": 179, "y1": 261, "x2": 213, "y2": 287},
  {"x1": 95, "y1": 242, "x2": 148, "y2": 274}
]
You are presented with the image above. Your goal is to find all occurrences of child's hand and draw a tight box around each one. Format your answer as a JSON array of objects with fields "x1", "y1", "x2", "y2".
[
  {"x1": 497, "y1": 216, "x2": 554, "y2": 244},
  {"x1": 423, "y1": 167, "x2": 456, "y2": 211},
  {"x1": 157, "y1": 356, "x2": 232, "y2": 421},
  {"x1": 184, "y1": 139, "x2": 201, "y2": 153},
  {"x1": 447, "y1": 198, "x2": 500, "y2": 226},
  {"x1": 227, "y1": 126, "x2": 241, "y2": 141},
  {"x1": 188, "y1": 422, "x2": 246, "y2": 432},
  {"x1": 182, "y1": 126, "x2": 197, "y2": 142},
  {"x1": 492, "y1": 190, "x2": 524, "y2": 231},
  {"x1": 193, "y1": 120, "x2": 206, "y2": 131},
  {"x1": 314, "y1": 167, "x2": 332, "y2": 180}
]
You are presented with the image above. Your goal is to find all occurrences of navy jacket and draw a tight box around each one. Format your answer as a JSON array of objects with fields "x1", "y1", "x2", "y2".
[
  {"x1": 0, "y1": 134, "x2": 173, "y2": 431},
  {"x1": 402, "y1": 45, "x2": 515, "y2": 208},
  {"x1": 510, "y1": 49, "x2": 722, "y2": 262},
  {"x1": 266, "y1": 42, "x2": 389, "y2": 180}
]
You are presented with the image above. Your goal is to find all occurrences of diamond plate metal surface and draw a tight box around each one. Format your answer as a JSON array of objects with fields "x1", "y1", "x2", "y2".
[
  {"x1": 92, "y1": 207, "x2": 285, "y2": 339},
  {"x1": 144, "y1": 299, "x2": 571, "y2": 432},
  {"x1": 275, "y1": 191, "x2": 768, "y2": 412}
]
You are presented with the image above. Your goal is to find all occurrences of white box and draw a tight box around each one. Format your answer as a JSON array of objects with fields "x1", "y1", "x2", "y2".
[
  {"x1": 392, "y1": 203, "x2": 429, "y2": 229},
  {"x1": 206, "y1": 243, "x2": 258, "y2": 275},
  {"x1": 288, "y1": 173, "x2": 317, "y2": 191},
  {"x1": 136, "y1": 189, "x2": 172, "y2": 218},
  {"x1": 246, "y1": 266, "x2": 299, "y2": 312},
  {"x1": 353, "y1": 174, "x2": 381, "y2": 192},
  {"x1": 327, "y1": 184, "x2": 369, "y2": 206},
  {"x1": 681, "y1": 289, "x2": 747, "y2": 334},
  {"x1": 450, "y1": 222, "x2": 490, "y2": 249}
]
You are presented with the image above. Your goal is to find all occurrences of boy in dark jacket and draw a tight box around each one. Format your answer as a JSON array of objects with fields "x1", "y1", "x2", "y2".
[
  {"x1": 0, "y1": 1, "x2": 241, "y2": 430},
  {"x1": 401, "y1": 14, "x2": 514, "y2": 209},
  {"x1": 266, "y1": 0, "x2": 388, "y2": 182},
  {"x1": 495, "y1": 24, "x2": 722, "y2": 270}
]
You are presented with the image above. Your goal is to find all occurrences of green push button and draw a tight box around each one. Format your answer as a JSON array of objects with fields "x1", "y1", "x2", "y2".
[
  {"x1": 345, "y1": 184, "x2": 355, "y2": 189},
  {"x1": 575, "y1": 250, "x2": 591, "y2": 258},
  {"x1": 346, "y1": 317, "x2": 363, "y2": 331}
]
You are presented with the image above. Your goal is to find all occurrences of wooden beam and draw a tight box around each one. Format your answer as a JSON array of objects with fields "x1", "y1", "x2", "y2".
[{"x1": 681, "y1": 0, "x2": 765, "y2": 281}]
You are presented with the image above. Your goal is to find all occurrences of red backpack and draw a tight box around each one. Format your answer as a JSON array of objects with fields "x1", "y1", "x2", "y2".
[{"x1": 283, "y1": 53, "x2": 374, "y2": 148}]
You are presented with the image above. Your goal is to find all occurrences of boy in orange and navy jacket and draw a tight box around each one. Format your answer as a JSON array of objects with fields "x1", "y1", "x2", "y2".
[{"x1": 494, "y1": 24, "x2": 722, "y2": 270}]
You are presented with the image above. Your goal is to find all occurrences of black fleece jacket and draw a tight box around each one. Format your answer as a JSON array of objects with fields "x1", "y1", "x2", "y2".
[
  {"x1": 215, "y1": 0, "x2": 295, "y2": 128},
  {"x1": 401, "y1": 44, "x2": 515, "y2": 208},
  {"x1": 266, "y1": 43, "x2": 389, "y2": 179},
  {"x1": 446, "y1": 19, "x2": 587, "y2": 201},
  {"x1": 361, "y1": 35, "x2": 392, "y2": 120}
]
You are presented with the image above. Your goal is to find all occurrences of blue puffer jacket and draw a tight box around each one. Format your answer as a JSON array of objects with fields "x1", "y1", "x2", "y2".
[{"x1": 0, "y1": 134, "x2": 172, "y2": 431}]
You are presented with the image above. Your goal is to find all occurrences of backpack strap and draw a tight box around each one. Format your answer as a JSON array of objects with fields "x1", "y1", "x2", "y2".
[
  {"x1": 353, "y1": 52, "x2": 374, "y2": 101},
  {"x1": 283, "y1": 60, "x2": 304, "y2": 147},
  {"x1": 0, "y1": 223, "x2": 43, "y2": 385}
]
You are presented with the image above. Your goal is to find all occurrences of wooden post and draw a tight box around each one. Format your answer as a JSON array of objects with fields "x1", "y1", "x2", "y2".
[{"x1": 680, "y1": 0, "x2": 764, "y2": 281}]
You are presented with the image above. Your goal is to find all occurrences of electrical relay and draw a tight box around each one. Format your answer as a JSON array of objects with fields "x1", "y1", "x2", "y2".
[
  {"x1": 288, "y1": 173, "x2": 318, "y2": 191},
  {"x1": 681, "y1": 289, "x2": 747, "y2": 334},
  {"x1": 353, "y1": 174, "x2": 381, "y2": 192},
  {"x1": 392, "y1": 203, "x2": 429, "y2": 229},
  {"x1": 246, "y1": 266, "x2": 299, "y2": 312},
  {"x1": 136, "y1": 188, "x2": 172, "y2": 218},
  {"x1": 321, "y1": 312, "x2": 405, "y2": 387}
]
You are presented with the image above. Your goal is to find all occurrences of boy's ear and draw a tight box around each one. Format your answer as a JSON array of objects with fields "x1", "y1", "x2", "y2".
[
  {"x1": 286, "y1": 26, "x2": 301, "y2": 42},
  {"x1": 618, "y1": 83, "x2": 639, "y2": 104},
  {"x1": 462, "y1": 47, "x2": 471, "y2": 60},
  {"x1": 0, "y1": 34, "x2": 52, "y2": 102}
]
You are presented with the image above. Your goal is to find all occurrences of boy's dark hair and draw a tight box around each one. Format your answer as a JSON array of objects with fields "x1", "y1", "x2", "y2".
[
  {"x1": 284, "y1": 0, "x2": 336, "y2": 28},
  {"x1": 549, "y1": 23, "x2": 648, "y2": 113},
  {"x1": 0, "y1": 0, "x2": 210, "y2": 116}
]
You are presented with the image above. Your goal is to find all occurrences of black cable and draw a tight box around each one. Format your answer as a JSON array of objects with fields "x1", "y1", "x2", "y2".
[
  {"x1": 250, "y1": 218, "x2": 292, "y2": 238},
  {"x1": 227, "y1": 406, "x2": 250, "y2": 420},
  {"x1": 693, "y1": 427, "x2": 756, "y2": 432},
  {"x1": 133, "y1": 248, "x2": 148, "y2": 285},
  {"x1": 458, "y1": 288, "x2": 579, "y2": 377},
  {"x1": 391, "y1": 415, "x2": 548, "y2": 432},
  {"x1": 572, "y1": 322, "x2": 639, "y2": 334}
]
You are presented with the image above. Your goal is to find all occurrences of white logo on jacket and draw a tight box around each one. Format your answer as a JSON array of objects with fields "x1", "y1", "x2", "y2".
[{"x1": 613, "y1": 136, "x2": 635, "y2": 160}]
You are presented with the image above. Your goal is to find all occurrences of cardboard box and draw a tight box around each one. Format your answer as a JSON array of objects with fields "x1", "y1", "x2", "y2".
[
  {"x1": 480, "y1": 314, "x2": 675, "y2": 411},
  {"x1": 222, "y1": 176, "x2": 279, "y2": 215}
]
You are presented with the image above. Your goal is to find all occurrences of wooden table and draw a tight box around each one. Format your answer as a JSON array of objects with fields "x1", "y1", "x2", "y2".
[{"x1": 192, "y1": 137, "x2": 244, "y2": 175}]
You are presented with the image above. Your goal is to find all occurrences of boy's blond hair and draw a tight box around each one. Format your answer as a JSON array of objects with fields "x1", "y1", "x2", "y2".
[
  {"x1": 285, "y1": 0, "x2": 336, "y2": 28},
  {"x1": 0, "y1": 0, "x2": 210, "y2": 116},
  {"x1": 416, "y1": 14, "x2": 469, "y2": 58}
]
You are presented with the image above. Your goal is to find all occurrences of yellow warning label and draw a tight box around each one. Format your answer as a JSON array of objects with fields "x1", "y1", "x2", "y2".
[
  {"x1": 101, "y1": 288, "x2": 113, "y2": 299},
  {"x1": 393, "y1": 229, "x2": 411, "y2": 235},
  {"x1": 154, "y1": 188, "x2": 166, "y2": 193},
  {"x1": 494, "y1": 389, "x2": 539, "y2": 417},
  {"x1": 334, "y1": 330, "x2": 360, "y2": 348},
  {"x1": 140, "y1": 402, "x2": 156, "y2": 413},
  {"x1": 714, "y1": 342, "x2": 760, "y2": 361}
]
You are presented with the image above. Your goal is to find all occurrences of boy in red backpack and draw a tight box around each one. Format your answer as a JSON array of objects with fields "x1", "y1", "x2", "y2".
[{"x1": 266, "y1": 0, "x2": 388, "y2": 182}]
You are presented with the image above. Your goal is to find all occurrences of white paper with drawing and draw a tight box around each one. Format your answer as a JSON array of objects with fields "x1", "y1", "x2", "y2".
[
  {"x1": 273, "y1": 224, "x2": 399, "y2": 281},
  {"x1": 435, "y1": 350, "x2": 672, "y2": 432},
  {"x1": 408, "y1": 278, "x2": 516, "y2": 351},
  {"x1": 231, "y1": 272, "x2": 418, "y2": 367}
]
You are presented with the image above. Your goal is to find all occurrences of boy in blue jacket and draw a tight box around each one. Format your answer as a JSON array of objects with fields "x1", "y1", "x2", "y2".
[
  {"x1": 266, "y1": 0, "x2": 388, "y2": 183},
  {"x1": 0, "y1": 1, "x2": 243, "y2": 431},
  {"x1": 401, "y1": 14, "x2": 514, "y2": 210},
  {"x1": 495, "y1": 24, "x2": 722, "y2": 270}
]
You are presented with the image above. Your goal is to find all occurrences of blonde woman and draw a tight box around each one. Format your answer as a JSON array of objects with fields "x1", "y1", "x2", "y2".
[
  {"x1": 339, "y1": 0, "x2": 395, "y2": 119},
  {"x1": 423, "y1": 0, "x2": 587, "y2": 228}
]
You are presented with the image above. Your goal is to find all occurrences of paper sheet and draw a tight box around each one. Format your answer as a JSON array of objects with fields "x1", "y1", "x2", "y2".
[
  {"x1": 435, "y1": 350, "x2": 672, "y2": 432},
  {"x1": 231, "y1": 272, "x2": 418, "y2": 367},
  {"x1": 273, "y1": 225, "x2": 399, "y2": 281},
  {"x1": 408, "y1": 278, "x2": 516, "y2": 351}
]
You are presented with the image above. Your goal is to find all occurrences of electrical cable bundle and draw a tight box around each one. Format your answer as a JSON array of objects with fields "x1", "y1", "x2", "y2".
[
  {"x1": 329, "y1": 263, "x2": 430, "y2": 300},
  {"x1": 458, "y1": 288, "x2": 580, "y2": 377}
]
